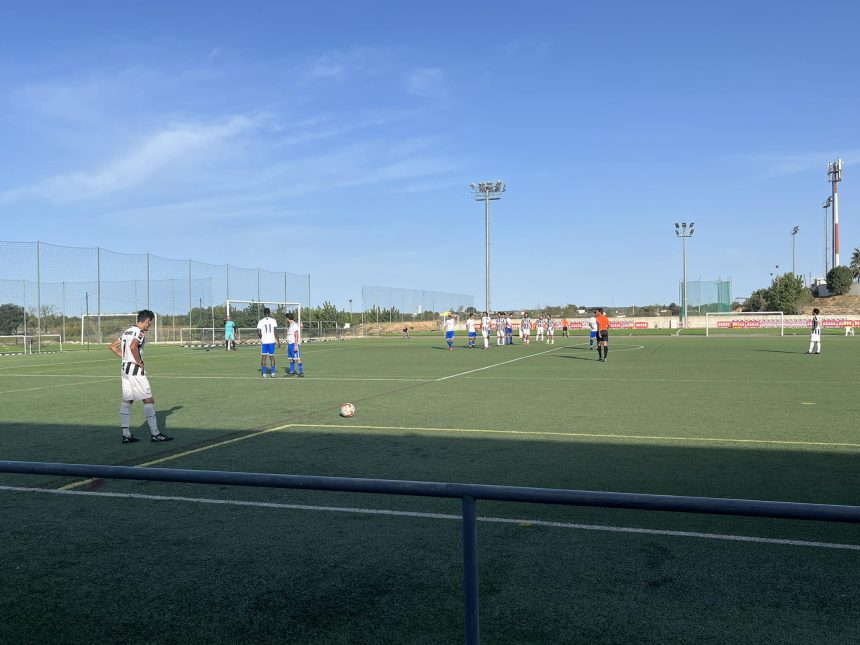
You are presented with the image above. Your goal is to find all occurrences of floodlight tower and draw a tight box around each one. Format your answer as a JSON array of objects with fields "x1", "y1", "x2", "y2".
[
  {"x1": 674, "y1": 222, "x2": 694, "y2": 325},
  {"x1": 828, "y1": 159, "x2": 843, "y2": 267},
  {"x1": 469, "y1": 180, "x2": 506, "y2": 312},
  {"x1": 791, "y1": 226, "x2": 799, "y2": 275},
  {"x1": 822, "y1": 196, "x2": 832, "y2": 275}
]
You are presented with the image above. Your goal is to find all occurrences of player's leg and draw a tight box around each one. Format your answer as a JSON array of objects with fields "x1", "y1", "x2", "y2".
[
  {"x1": 120, "y1": 397, "x2": 136, "y2": 443},
  {"x1": 143, "y1": 395, "x2": 173, "y2": 441},
  {"x1": 261, "y1": 348, "x2": 268, "y2": 377}
]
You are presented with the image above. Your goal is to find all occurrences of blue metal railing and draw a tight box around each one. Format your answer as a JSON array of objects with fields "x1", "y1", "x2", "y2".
[{"x1": 2, "y1": 460, "x2": 859, "y2": 644}]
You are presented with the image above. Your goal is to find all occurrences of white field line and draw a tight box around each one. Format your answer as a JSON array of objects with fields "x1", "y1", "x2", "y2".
[
  {"x1": 0, "y1": 485, "x2": 856, "y2": 552},
  {"x1": 0, "y1": 378, "x2": 114, "y2": 395},
  {"x1": 436, "y1": 343, "x2": 647, "y2": 382},
  {"x1": 0, "y1": 374, "x2": 434, "y2": 383},
  {"x1": 0, "y1": 349, "x2": 197, "y2": 372},
  {"x1": 59, "y1": 423, "x2": 295, "y2": 490},
  {"x1": 436, "y1": 345, "x2": 568, "y2": 381},
  {"x1": 290, "y1": 423, "x2": 860, "y2": 450}
]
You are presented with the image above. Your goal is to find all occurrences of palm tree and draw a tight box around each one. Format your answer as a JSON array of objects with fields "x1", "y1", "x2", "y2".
[{"x1": 851, "y1": 247, "x2": 860, "y2": 282}]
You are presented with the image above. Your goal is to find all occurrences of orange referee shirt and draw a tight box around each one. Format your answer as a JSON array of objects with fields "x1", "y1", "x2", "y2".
[{"x1": 596, "y1": 314, "x2": 610, "y2": 331}]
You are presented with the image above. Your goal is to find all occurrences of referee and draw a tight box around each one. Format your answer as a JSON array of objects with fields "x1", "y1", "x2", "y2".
[{"x1": 596, "y1": 308, "x2": 610, "y2": 362}]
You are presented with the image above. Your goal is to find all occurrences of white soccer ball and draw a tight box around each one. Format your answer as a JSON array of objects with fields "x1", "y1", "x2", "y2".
[{"x1": 340, "y1": 402, "x2": 356, "y2": 418}]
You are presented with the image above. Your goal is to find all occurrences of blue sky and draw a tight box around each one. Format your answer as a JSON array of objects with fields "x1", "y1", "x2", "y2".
[{"x1": 1, "y1": 0, "x2": 858, "y2": 311}]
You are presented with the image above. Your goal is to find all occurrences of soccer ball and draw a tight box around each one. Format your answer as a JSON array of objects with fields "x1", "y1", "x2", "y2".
[{"x1": 340, "y1": 402, "x2": 356, "y2": 418}]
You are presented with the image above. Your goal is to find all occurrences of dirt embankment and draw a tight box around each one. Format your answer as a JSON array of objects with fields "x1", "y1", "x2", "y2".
[
  {"x1": 356, "y1": 321, "x2": 439, "y2": 334},
  {"x1": 802, "y1": 294, "x2": 860, "y2": 314}
]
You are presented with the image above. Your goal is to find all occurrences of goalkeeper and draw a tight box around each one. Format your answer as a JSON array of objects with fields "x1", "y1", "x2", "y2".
[{"x1": 224, "y1": 316, "x2": 236, "y2": 351}]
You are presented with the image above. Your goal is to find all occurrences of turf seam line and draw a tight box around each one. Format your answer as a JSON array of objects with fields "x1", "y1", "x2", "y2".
[{"x1": 1, "y1": 485, "x2": 856, "y2": 552}]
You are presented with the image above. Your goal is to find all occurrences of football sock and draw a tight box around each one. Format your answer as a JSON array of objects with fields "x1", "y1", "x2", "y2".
[
  {"x1": 143, "y1": 403, "x2": 159, "y2": 435},
  {"x1": 603, "y1": 347, "x2": 608, "y2": 357},
  {"x1": 289, "y1": 361, "x2": 295, "y2": 374},
  {"x1": 120, "y1": 403, "x2": 131, "y2": 436},
  {"x1": 597, "y1": 347, "x2": 603, "y2": 359},
  {"x1": 808, "y1": 341, "x2": 814, "y2": 353},
  {"x1": 298, "y1": 362, "x2": 303, "y2": 374}
]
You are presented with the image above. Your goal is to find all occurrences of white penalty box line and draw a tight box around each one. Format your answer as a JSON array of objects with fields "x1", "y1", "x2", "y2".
[{"x1": 1, "y1": 485, "x2": 857, "y2": 552}]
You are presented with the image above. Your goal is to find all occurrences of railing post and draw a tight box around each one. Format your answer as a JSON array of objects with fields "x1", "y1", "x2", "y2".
[{"x1": 462, "y1": 495, "x2": 480, "y2": 645}]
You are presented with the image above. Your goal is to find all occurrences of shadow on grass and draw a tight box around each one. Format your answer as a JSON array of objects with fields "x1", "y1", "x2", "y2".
[{"x1": 1, "y1": 422, "x2": 859, "y2": 644}]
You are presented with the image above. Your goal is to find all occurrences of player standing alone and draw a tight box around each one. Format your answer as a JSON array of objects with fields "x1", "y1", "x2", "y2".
[
  {"x1": 285, "y1": 312, "x2": 304, "y2": 376},
  {"x1": 224, "y1": 315, "x2": 236, "y2": 351},
  {"x1": 257, "y1": 307, "x2": 280, "y2": 377},
  {"x1": 806, "y1": 308, "x2": 822, "y2": 355},
  {"x1": 596, "y1": 308, "x2": 610, "y2": 362},
  {"x1": 109, "y1": 310, "x2": 172, "y2": 443},
  {"x1": 562, "y1": 317, "x2": 569, "y2": 338}
]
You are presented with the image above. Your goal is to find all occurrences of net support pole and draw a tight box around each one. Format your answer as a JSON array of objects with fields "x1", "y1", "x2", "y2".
[
  {"x1": 97, "y1": 246, "x2": 102, "y2": 344},
  {"x1": 146, "y1": 253, "x2": 151, "y2": 310},
  {"x1": 36, "y1": 240, "x2": 41, "y2": 353}
]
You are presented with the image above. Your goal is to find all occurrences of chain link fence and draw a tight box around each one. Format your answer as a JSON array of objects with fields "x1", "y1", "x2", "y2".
[{"x1": 0, "y1": 240, "x2": 310, "y2": 348}]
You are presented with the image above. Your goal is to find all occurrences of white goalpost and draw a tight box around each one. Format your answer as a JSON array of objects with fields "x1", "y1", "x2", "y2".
[
  {"x1": 81, "y1": 313, "x2": 159, "y2": 344},
  {"x1": 705, "y1": 311, "x2": 785, "y2": 337}
]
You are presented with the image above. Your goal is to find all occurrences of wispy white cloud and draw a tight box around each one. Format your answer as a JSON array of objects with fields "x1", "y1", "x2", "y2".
[
  {"x1": 1, "y1": 115, "x2": 261, "y2": 203},
  {"x1": 404, "y1": 68, "x2": 446, "y2": 98},
  {"x1": 303, "y1": 46, "x2": 388, "y2": 80}
]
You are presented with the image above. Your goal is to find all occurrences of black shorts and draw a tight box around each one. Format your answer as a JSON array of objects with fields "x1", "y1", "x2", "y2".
[
  {"x1": 562, "y1": 326, "x2": 568, "y2": 331},
  {"x1": 598, "y1": 330, "x2": 609, "y2": 342}
]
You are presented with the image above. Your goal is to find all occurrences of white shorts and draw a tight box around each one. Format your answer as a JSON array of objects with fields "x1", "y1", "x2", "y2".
[
  {"x1": 810, "y1": 331, "x2": 821, "y2": 342},
  {"x1": 547, "y1": 329, "x2": 554, "y2": 336},
  {"x1": 482, "y1": 329, "x2": 490, "y2": 337},
  {"x1": 121, "y1": 371, "x2": 153, "y2": 401},
  {"x1": 497, "y1": 329, "x2": 504, "y2": 337},
  {"x1": 522, "y1": 328, "x2": 530, "y2": 336}
]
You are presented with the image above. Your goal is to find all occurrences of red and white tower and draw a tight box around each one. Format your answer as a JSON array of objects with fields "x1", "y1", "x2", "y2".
[{"x1": 828, "y1": 159, "x2": 843, "y2": 267}]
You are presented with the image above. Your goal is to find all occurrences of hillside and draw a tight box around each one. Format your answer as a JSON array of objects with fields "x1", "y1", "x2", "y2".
[{"x1": 802, "y1": 294, "x2": 860, "y2": 315}]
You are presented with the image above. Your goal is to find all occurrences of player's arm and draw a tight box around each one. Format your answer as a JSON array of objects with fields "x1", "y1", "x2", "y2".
[
  {"x1": 109, "y1": 337, "x2": 122, "y2": 359},
  {"x1": 129, "y1": 338, "x2": 144, "y2": 367}
]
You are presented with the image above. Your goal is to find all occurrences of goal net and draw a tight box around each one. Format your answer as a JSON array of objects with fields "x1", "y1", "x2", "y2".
[
  {"x1": 81, "y1": 313, "x2": 159, "y2": 345},
  {"x1": 0, "y1": 334, "x2": 63, "y2": 355},
  {"x1": 705, "y1": 311, "x2": 784, "y2": 337},
  {"x1": 224, "y1": 301, "x2": 302, "y2": 343}
]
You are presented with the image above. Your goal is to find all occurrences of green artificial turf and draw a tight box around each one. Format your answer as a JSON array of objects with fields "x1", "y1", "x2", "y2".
[{"x1": 1, "y1": 333, "x2": 858, "y2": 643}]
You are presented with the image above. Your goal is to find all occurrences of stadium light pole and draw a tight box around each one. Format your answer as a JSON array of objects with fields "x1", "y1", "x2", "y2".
[
  {"x1": 674, "y1": 222, "x2": 694, "y2": 326},
  {"x1": 822, "y1": 196, "x2": 832, "y2": 276},
  {"x1": 470, "y1": 181, "x2": 506, "y2": 313},
  {"x1": 827, "y1": 159, "x2": 843, "y2": 267},
  {"x1": 791, "y1": 226, "x2": 799, "y2": 275}
]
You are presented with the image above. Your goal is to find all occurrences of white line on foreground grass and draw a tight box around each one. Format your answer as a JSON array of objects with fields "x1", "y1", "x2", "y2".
[
  {"x1": 0, "y1": 378, "x2": 115, "y2": 395},
  {"x1": 0, "y1": 485, "x2": 856, "y2": 552},
  {"x1": 294, "y1": 423, "x2": 860, "y2": 449}
]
